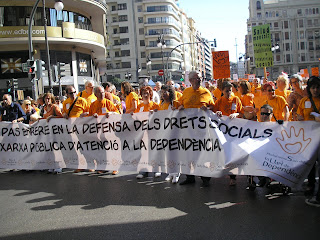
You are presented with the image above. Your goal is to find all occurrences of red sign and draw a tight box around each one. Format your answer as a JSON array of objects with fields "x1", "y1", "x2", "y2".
[
  {"x1": 212, "y1": 51, "x2": 230, "y2": 79},
  {"x1": 158, "y1": 69, "x2": 164, "y2": 76},
  {"x1": 266, "y1": 71, "x2": 270, "y2": 76}
]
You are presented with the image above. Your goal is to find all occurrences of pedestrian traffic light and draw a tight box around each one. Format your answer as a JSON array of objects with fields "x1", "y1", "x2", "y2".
[
  {"x1": 180, "y1": 77, "x2": 184, "y2": 81},
  {"x1": 27, "y1": 59, "x2": 37, "y2": 79},
  {"x1": 7, "y1": 80, "x2": 12, "y2": 92},
  {"x1": 57, "y1": 62, "x2": 66, "y2": 79},
  {"x1": 36, "y1": 60, "x2": 46, "y2": 79},
  {"x1": 12, "y1": 79, "x2": 18, "y2": 90},
  {"x1": 53, "y1": 65, "x2": 59, "y2": 82}
]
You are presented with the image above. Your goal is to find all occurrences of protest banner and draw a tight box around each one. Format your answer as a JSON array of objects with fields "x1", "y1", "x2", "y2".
[
  {"x1": 1, "y1": 109, "x2": 319, "y2": 188},
  {"x1": 252, "y1": 24, "x2": 273, "y2": 68},
  {"x1": 311, "y1": 67, "x2": 319, "y2": 77},
  {"x1": 212, "y1": 51, "x2": 230, "y2": 79}
]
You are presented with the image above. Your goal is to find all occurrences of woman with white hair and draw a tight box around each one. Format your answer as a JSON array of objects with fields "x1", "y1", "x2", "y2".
[{"x1": 21, "y1": 99, "x2": 39, "y2": 124}]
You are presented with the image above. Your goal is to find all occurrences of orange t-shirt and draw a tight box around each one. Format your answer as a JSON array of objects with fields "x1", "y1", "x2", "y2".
[
  {"x1": 89, "y1": 98, "x2": 119, "y2": 116},
  {"x1": 62, "y1": 97, "x2": 88, "y2": 118},
  {"x1": 159, "y1": 100, "x2": 181, "y2": 110},
  {"x1": 297, "y1": 97, "x2": 320, "y2": 121},
  {"x1": 263, "y1": 96, "x2": 288, "y2": 121},
  {"x1": 43, "y1": 104, "x2": 63, "y2": 119},
  {"x1": 212, "y1": 88, "x2": 222, "y2": 100},
  {"x1": 214, "y1": 95, "x2": 243, "y2": 116},
  {"x1": 180, "y1": 87, "x2": 215, "y2": 109},
  {"x1": 135, "y1": 101, "x2": 160, "y2": 113},
  {"x1": 275, "y1": 89, "x2": 292, "y2": 101},
  {"x1": 241, "y1": 93, "x2": 255, "y2": 107},
  {"x1": 78, "y1": 90, "x2": 97, "y2": 107},
  {"x1": 125, "y1": 92, "x2": 140, "y2": 112}
]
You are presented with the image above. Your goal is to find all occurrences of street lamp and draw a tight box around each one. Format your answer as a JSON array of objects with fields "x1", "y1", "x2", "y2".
[
  {"x1": 28, "y1": 0, "x2": 64, "y2": 98},
  {"x1": 157, "y1": 34, "x2": 166, "y2": 82},
  {"x1": 270, "y1": 43, "x2": 280, "y2": 80},
  {"x1": 125, "y1": 72, "x2": 132, "y2": 80}
]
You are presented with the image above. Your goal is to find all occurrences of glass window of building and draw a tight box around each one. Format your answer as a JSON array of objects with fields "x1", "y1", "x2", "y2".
[
  {"x1": 121, "y1": 50, "x2": 130, "y2": 57},
  {"x1": 274, "y1": 22, "x2": 278, "y2": 28},
  {"x1": 300, "y1": 42, "x2": 305, "y2": 50},
  {"x1": 140, "y1": 40, "x2": 145, "y2": 46},
  {"x1": 120, "y1": 38, "x2": 129, "y2": 45},
  {"x1": 283, "y1": 21, "x2": 289, "y2": 29},
  {"x1": 122, "y1": 62, "x2": 131, "y2": 68},
  {"x1": 297, "y1": 9, "x2": 302, "y2": 15},
  {"x1": 256, "y1": 1, "x2": 261, "y2": 10},
  {"x1": 141, "y1": 52, "x2": 146, "y2": 58},
  {"x1": 284, "y1": 32, "x2": 290, "y2": 40},
  {"x1": 138, "y1": 17, "x2": 143, "y2": 23},
  {"x1": 137, "y1": 6, "x2": 142, "y2": 12},
  {"x1": 119, "y1": 15, "x2": 128, "y2": 22},
  {"x1": 286, "y1": 54, "x2": 291, "y2": 62},
  {"x1": 119, "y1": 27, "x2": 128, "y2": 33},
  {"x1": 286, "y1": 43, "x2": 290, "y2": 51},
  {"x1": 118, "y1": 4, "x2": 127, "y2": 10},
  {"x1": 139, "y1": 28, "x2": 144, "y2": 35},
  {"x1": 115, "y1": 51, "x2": 120, "y2": 57}
]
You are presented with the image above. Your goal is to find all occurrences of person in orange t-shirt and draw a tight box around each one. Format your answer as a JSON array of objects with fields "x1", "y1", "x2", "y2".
[
  {"x1": 262, "y1": 82, "x2": 289, "y2": 122},
  {"x1": 252, "y1": 78, "x2": 262, "y2": 98},
  {"x1": 275, "y1": 74, "x2": 292, "y2": 101},
  {"x1": 215, "y1": 81, "x2": 243, "y2": 186},
  {"x1": 121, "y1": 81, "x2": 140, "y2": 114},
  {"x1": 89, "y1": 86, "x2": 119, "y2": 117},
  {"x1": 62, "y1": 86, "x2": 89, "y2": 119},
  {"x1": 215, "y1": 81, "x2": 243, "y2": 118},
  {"x1": 77, "y1": 80, "x2": 97, "y2": 107},
  {"x1": 43, "y1": 93, "x2": 63, "y2": 121},
  {"x1": 179, "y1": 71, "x2": 215, "y2": 187}
]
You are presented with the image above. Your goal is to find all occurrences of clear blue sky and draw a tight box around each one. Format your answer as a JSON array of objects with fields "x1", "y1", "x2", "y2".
[{"x1": 178, "y1": 0, "x2": 249, "y2": 62}]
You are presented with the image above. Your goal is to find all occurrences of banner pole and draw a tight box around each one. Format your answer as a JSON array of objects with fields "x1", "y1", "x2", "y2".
[{"x1": 264, "y1": 67, "x2": 267, "y2": 81}]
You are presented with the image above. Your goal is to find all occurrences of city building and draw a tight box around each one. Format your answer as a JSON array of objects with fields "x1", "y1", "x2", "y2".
[
  {"x1": 0, "y1": 0, "x2": 107, "y2": 98},
  {"x1": 105, "y1": 0, "x2": 213, "y2": 84},
  {"x1": 246, "y1": 0, "x2": 320, "y2": 80}
]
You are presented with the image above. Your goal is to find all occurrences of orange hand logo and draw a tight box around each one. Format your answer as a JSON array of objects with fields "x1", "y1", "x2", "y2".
[{"x1": 276, "y1": 126, "x2": 311, "y2": 154}]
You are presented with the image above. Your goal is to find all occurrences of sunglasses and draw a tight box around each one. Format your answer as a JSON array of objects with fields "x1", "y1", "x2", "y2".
[
  {"x1": 68, "y1": 91, "x2": 76, "y2": 94},
  {"x1": 267, "y1": 89, "x2": 275, "y2": 92},
  {"x1": 260, "y1": 112, "x2": 272, "y2": 116}
]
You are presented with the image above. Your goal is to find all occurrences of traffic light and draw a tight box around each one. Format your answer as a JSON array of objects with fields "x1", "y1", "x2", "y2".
[
  {"x1": 27, "y1": 59, "x2": 37, "y2": 79},
  {"x1": 12, "y1": 79, "x2": 18, "y2": 90},
  {"x1": 57, "y1": 62, "x2": 66, "y2": 79},
  {"x1": 7, "y1": 80, "x2": 12, "y2": 92},
  {"x1": 36, "y1": 60, "x2": 46, "y2": 79},
  {"x1": 53, "y1": 65, "x2": 59, "y2": 82},
  {"x1": 180, "y1": 77, "x2": 184, "y2": 81}
]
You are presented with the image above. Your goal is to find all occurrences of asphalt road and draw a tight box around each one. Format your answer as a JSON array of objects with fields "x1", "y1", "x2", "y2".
[{"x1": 0, "y1": 169, "x2": 319, "y2": 240}]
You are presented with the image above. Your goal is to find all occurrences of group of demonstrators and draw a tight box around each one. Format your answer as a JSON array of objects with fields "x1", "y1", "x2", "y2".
[{"x1": 0, "y1": 72, "x2": 320, "y2": 207}]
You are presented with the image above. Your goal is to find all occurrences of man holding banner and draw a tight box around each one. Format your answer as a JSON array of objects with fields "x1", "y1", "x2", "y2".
[{"x1": 178, "y1": 71, "x2": 215, "y2": 187}]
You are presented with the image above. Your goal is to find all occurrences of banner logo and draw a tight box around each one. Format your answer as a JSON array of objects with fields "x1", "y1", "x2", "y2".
[{"x1": 276, "y1": 126, "x2": 311, "y2": 154}]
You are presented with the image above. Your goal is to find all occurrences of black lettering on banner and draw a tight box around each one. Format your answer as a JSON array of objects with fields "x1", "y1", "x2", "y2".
[
  {"x1": 123, "y1": 140, "x2": 130, "y2": 150},
  {"x1": 198, "y1": 116, "x2": 207, "y2": 129},
  {"x1": 52, "y1": 125, "x2": 63, "y2": 134},
  {"x1": 263, "y1": 129, "x2": 273, "y2": 138}
]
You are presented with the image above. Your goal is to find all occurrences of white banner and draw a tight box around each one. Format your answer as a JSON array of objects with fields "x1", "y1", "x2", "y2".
[{"x1": 1, "y1": 109, "x2": 319, "y2": 188}]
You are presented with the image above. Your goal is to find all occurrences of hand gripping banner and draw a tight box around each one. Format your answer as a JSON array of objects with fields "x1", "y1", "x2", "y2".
[{"x1": 1, "y1": 109, "x2": 319, "y2": 188}]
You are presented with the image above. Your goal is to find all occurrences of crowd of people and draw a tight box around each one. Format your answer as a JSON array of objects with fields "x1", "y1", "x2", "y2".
[{"x1": 0, "y1": 72, "x2": 320, "y2": 207}]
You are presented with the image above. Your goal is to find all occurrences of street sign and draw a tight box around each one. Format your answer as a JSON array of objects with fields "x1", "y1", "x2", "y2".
[
  {"x1": 158, "y1": 69, "x2": 164, "y2": 76},
  {"x1": 22, "y1": 63, "x2": 29, "y2": 72},
  {"x1": 266, "y1": 71, "x2": 270, "y2": 77}
]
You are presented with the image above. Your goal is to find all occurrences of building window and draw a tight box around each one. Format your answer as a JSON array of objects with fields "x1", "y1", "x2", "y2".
[
  {"x1": 307, "y1": 19, "x2": 312, "y2": 27},
  {"x1": 115, "y1": 51, "x2": 120, "y2": 57},
  {"x1": 286, "y1": 54, "x2": 291, "y2": 62},
  {"x1": 297, "y1": 9, "x2": 302, "y2": 15},
  {"x1": 309, "y1": 42, "x2": 314, "y2": 50},
  {"x1": 111, "y1": 6, "x2": 116, "y2": 11},
  {"x1": 141, "y1": 52, "x2": 146, "y2": 58},
  {"x1": 121, "y1": 50, "x2": 130, "y2": 57},
  {"x1": 286, "y1": 43, "x2": 290, "y2": 51},
  {"x1": 139, "y1": 28, "x2": 144, "y2": 35},
  {"x1": 300, "y1": 53, "x2": 306, "y2": 62},
  {"x1": 284, "y1": 32, "x2": 290, "y2": 40},
  {"x1": 118, "y1": 15, "x2": 128, "y2": 22},
  {"x1": 256, "y1": 1, "x2": 261, "y2": 10},
  {"x1": 283, "y1": 21, "x2": 289, "y2": 29},
  {"x1": 112, "y1": 17, "x2": 117, "y2": 22},
  {"x1": 122, "y1": 62, "x2": 131, "y2": 68},
  {"x1": 138, "y1": 17, "x2": 143, "y2": 23},
  {"x1": 299, "y1": 19, "x2": 303, "y2": 28},
  {"x1": 274, "y1": 22, "x2": 278, "y2": 28},
  {"x1": 276, "y1": 54, "x2": 281, "y2": 62},
  {"x1": 120, "y1": 38, "x2": 129, "y2": 45},
  {"x1": 275, "y1": 32, "x2": 280, "y2": 41},
  {"x1": 257, "y1": 13, "x2": 261, "y2": 19},
  {"x1": 140, "y1": 40, "x2": 145, "y2": 46},
  {"x1": 300, "y1": 42, "x2": 305, "y2": 50},
  {"x1": 119, "y1": 27, "x2": 128, "y2": 33},
  {"x1": 113, "y1": 28, "x2": 118, "y2": 34},
  {"x1": 118, "y1": 3, "x2": 127, "y2": 10},
  {"x1": 299, "y1": 31, "x2": 304, "y2": 39},
  {"x1": 137, "y1": 5, "x2": 142, "y2": 12}
]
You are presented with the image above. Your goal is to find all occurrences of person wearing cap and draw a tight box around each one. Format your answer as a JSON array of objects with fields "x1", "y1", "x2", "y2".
[
  {"x1": 178, "y1": 71, "x2": 215, "y2": 187},
  {"x1": 262, "y1": 81, "x2": 289, "y2": 122}
]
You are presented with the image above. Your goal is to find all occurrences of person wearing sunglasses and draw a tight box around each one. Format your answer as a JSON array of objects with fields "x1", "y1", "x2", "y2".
[
  {"x1": 62, "y1": 85, "x2": 89, "y2": 119},
  {"x1": 0, "y1": 94, "x2": 26, "y2": 123},
  {"x1": 21, "y1": 99, "x2": 39, "y2": 124},
  {"x1": 262, "y1": 81, "x2": 289, "y2": 122}
]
